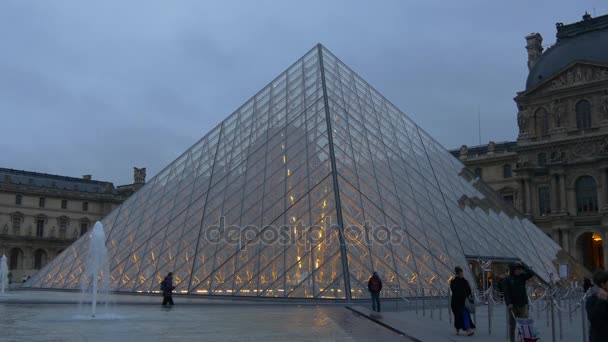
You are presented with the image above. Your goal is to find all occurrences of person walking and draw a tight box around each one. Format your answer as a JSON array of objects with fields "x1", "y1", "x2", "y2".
[
  {"x1": 449, "y1": 266, "x2": 475, "y2": 336},
  {"x1": 161, "y1": 272, "x2": 175, "y2": 307},
  {"x1": 504, "y1": 262, "x2": 534, "y2": 342},
  {"x1": 586, "y1": 271, "x2": 608, "y2": 342},
  {"x1": 368, "y1": 272, "x2": 382, "y2": 312}
]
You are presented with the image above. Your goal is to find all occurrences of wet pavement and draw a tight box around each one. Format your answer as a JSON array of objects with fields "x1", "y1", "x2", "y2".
[
  {"x1": 0, "y1": 302, "x2": 411, "y2": 342},
  {"x1": 354, "y1": 303, "x2": 586, "y2": 342}
]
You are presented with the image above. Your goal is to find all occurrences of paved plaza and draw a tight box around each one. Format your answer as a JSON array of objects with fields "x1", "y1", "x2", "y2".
[
  {"x1": 0, "y1": 292, "x2": 411, "y2": 342},
  {"x1": 354, "y1": 301, "x2": 587, "y2": 342},
  {"x1": 0, "y1": 290, "x2": 593, "y2": 342}
]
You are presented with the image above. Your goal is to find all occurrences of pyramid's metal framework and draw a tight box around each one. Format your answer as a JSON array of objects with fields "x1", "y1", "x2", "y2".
[{"x1": 27, "y1": 45, "x2": 565, "y2": 299}]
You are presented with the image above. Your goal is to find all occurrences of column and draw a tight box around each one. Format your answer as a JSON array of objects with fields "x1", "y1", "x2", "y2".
[
  {"x1": 559, "y1": 174, "x2": 567, "y2": 213},
  {"x1": 517, "y1": 179, "x2": 525, "y2": 213},
  {"x1": 602, "y1": 168, "x2": 608, "y2": 210},
  {"x1": 603, "y1": 232, "x2": 608, "y2": 270},
  {"x1": 525, "y1": 179, "x2": 533, "y2": 216},
  {"x1": 550, "y1": 174, "x2": 558, "y2": 214}
]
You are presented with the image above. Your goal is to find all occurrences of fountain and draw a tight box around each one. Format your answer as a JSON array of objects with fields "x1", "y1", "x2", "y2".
[
  {"x1": 81, "y1": 221, "x2": 110, "y2": 317},
  {"x1": 1, "y1": 255, "x2": 8, "y2": 295}
]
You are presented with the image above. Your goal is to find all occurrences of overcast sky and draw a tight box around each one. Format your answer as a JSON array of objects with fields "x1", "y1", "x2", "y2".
[{"x1": 1, "y1": 1, "x2": 606, "y2": 186}]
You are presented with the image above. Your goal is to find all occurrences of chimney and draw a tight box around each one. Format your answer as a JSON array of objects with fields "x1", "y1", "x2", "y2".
[
  {"x1": 133, "y1": 167, "x2": 146, "y2": 184},
  {"x1": 525, "y1": 33, "x2": 543, "y2": 70},
  {"x1": 82, "y1": 175, "x2": 92, "y2": 181}
]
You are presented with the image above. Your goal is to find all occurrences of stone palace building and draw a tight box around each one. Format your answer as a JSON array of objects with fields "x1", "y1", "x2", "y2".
[
  {"x1": 0, "y1": 167, "x2": 145, "y2": 282},
  {"x1": 451, "y1": 13, "x2": 608, "y2": 273}
]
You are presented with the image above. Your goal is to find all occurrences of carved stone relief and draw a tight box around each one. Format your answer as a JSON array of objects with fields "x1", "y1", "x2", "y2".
[
  {"x1": 600, "y1": 90, "x2": 608, "y2": 121},
  {"x1": 539, "y1": 65, "x2": 608, "y2": 93},
  {"x1": 517, "y1": 106, "x2": 530, "y2": 135},
  {"x1": 550, "y1": 99, "x2": 567, "y2": 128}
]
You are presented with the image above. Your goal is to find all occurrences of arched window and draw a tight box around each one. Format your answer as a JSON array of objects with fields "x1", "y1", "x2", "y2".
[
  {"x1": 503, "y1": 164, "x2": 512, "y2": 178},
  {"x1": 535, "y1": 108, "x2": 549, "y2": 137},
  {"x1": 576, "y1": 100, "x2": 592, "y2": 129},
  {"x1": 576, "y1": 176, "x2": 598, "y2": 212},
  {"x1": 33, "y1": 249, "x2": 47, "y2": 269},
  {"x1": 36, "y1": 217, "x2": 45, "y2": 237},
  {"x1": 9, "y1": 248, "x2": 23, "y2": 270}
]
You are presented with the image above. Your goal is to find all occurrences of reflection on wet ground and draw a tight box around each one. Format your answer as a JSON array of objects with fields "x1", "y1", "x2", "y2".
[{"x1": 0, "y1": 303, "x2": 410, "y2": 342}]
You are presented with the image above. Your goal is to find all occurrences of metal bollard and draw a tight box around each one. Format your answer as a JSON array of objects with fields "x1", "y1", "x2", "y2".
[
  {"x1": 488, "y1": 292, "x2": 492, "y2": 336},
  {"x1": 558, "y1": 298, "x2": 563, "y2": 340},
  {"x1": 429, "y1": 289, "x2": 435, "y2": 319},
  {"x1": 422, "y1": 287, "x2": 426, "y2": 317},
  {"x1": 448, "y1": 291, "x2": 452, "y2": 324},
  {"x1": 506, "y1": 306, "x2": 510, "y2": 341},
  {"x1": 581, "y1": 299, "x2": 588, "y2": 342},
  {"x1": 568, "y1": 297, "x2": 572, "y2": 325},
  {"x1": 439, "y1": 290, "x2": 443, "y2": 321},
  {"x1": 415, "y1": 287, "x2": 419, "y2": 315},
  {"x1": 547, "y1": 296, "x2": 551, "y2": 328},
  {"x1": 551, "y1": 297, "x2": 557, "y2": 342}
]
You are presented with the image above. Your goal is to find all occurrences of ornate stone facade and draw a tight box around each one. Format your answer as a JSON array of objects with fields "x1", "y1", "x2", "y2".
[
  {"x1": 0, "y1": 168, "x2": 144, "y2": 282},
  {"x1": 451, "y1": 13, "x2": 608, "y2": 273}
]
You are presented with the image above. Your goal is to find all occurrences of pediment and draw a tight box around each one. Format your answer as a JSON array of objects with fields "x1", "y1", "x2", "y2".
[{"x1": 524, "y1": 62, "x2": 608, "y2": 96}]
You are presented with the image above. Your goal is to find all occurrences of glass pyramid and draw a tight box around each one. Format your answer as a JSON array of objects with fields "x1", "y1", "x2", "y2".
[{"x1": 26, "y1": 45, "x2": 569, "y2": 299}]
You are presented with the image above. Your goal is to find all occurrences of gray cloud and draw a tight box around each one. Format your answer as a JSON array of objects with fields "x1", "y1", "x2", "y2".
[{"x1": 1, "y1": 0, "x2": 605, "y2": 185}]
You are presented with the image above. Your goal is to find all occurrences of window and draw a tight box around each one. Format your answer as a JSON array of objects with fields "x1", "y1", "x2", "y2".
[
  {"x1": 538, "y1": 153, "x2": 547, "y2": 167},
  {"x1": 503, "y1": 164, "x2": 512, "y2": 178},
  {"x1": 576, "y1": 176, "x2": 598, "y2": 212},
  {"x1": 576, "y1": 100, "x2": 592, "y2": 129},
  {"x1": 36, "y1": 219, "x2": 45, "y2": 237},
  {"x1": 39, "y1": 197, "x2": 45, "y2": 208},
  {"x1": 538, "y1": 187, "x2": 551, "y2": 215},
  {"x1": 61, "y1": 199, "x2": 68, "y2": 209},
  {"x1": 9, "y1": 248, "x2": 22, "y2": 270},
  {"x1": 33, "y1": 249, "x2": 47, "y2": 270},
  {"x1": 59, "y1": 218, "x2": 68, "y2": 239},
  {"x1": 80, "y1": 222, "x2": 88, "y2": 236},
  {"x1": 535, "y1": 108, "x2": 549, "y2": 137},
  {"x1": 11, "y1": 214, "x2": 22, "y2": 234},
  {"x1": 15, "y1": 194, "x2": 22, "y2": 205},
  {"x1": 474, "y1": 168, "x2": 482, "y2": 178},
  {"x1": 82, "y1": 202, "x2": 89, "y2": 211},
  {"x1": 503, "y1": 195, "x2": 514, "y2": 204}
]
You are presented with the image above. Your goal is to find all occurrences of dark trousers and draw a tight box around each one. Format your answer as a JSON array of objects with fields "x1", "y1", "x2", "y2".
[
  {"x1": 371, "y1": 292, "x2": 381, "y2": 312},
  {"x1": 162, "y1": 295, "x2": 174, "y2": 306}
]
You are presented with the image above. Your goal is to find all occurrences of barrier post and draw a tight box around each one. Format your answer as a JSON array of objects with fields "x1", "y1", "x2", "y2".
[
  {"x1": 422, "y1": 287, "x2": 426, "y2": 317},
  {"x1": 488, "y1": 292, "x2": 492, "y2": 335},
  {"x1": 448, "y1": 290, "x2": 452, "y2": 324},
  {"x1": 581, "y1": 298, "x2": 587, "y2": 342},
  {"x1": 558, "y1": 298, "x2": 563, "y2": 340},
  {"x1": 551, "y1": 294, "x2": 557, "y2": 342}
]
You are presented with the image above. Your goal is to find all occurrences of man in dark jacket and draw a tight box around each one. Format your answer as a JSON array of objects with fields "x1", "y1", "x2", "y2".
[
  {"x1": 161, "y1": 272, "x2": 176, "y2": 307},
  {"x1": 586, "y1": 271, "x2": 608, "y2": 342},
  {"x1": 368, "y1": 272, "x2": 383, "y2": 312},
  {"x1": 504, "y1": 263, "x2": 534, "y2": 342}
]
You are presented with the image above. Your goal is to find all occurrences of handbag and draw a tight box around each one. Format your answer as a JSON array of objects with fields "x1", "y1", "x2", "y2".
[{"x1": 464, "y1": 295, "x2": 476, "y2": 314}]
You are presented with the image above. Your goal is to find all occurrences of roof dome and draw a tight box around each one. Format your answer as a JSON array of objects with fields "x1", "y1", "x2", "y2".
[{"x1": 526, "y1": 15, "x2": 608, "y2": 90}]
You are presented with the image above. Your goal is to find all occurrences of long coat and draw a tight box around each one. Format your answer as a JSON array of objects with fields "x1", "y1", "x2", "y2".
[{"x1": 450, "y1": 276, "x2": 475, "y2": 330}]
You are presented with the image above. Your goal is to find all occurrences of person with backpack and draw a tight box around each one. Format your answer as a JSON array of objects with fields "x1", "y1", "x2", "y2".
[
  {"x1": 503, "y1": 262, "x2": 535, "y2": 342},
  {"x1": 449, "y1": 266, "x2": 475, "y2": 336},
  {"x1": 161, "y1": 272, "x2": 175, "y2": 307},
  {"x1": 368, "y1": 272, "x2": 382, "y2": 312},
  {"x1": 586, "y1": 270, "x2": 608, "y2": 342}
]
